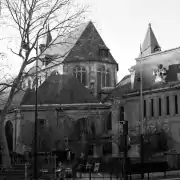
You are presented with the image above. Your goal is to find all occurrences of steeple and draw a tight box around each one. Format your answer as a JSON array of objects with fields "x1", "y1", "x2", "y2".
[
  {"x1": 138, "y1": 23, "x2": 161, "y2": 58},
  {"x1": 39, "y1": 24, "x2": 52, "y2": 53}
]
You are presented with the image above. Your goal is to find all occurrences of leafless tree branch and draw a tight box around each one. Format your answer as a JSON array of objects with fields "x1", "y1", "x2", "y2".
[{"x1": 0, "y1": 0, "x2": 88, "y2": 167}]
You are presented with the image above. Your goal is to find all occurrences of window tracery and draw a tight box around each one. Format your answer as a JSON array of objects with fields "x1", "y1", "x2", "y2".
[
  {"x1": 97, "y1": 66, "x2": 111, "y2": 88},
  {"x1": 73, "y1": 66, "x2": 87, "y2": 86}
]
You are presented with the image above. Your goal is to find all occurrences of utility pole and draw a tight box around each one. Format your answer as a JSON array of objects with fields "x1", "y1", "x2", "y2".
[{"x1": 140, "y1": 44, "x2": 144, "y2": 179}]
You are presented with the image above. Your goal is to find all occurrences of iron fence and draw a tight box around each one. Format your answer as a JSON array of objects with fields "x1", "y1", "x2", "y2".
[{"x1": 0, "y1": 153, "x2": 180, "y2": 180}]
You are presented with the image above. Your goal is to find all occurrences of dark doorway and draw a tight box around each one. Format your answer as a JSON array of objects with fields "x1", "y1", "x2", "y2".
[{"x1": 5, "y1": 121, "x2": 13, "y2": 152}]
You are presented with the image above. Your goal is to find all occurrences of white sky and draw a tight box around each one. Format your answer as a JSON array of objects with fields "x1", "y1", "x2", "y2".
[{"x1": 1, "y1": 0, "x2": 180, "y2": 81}]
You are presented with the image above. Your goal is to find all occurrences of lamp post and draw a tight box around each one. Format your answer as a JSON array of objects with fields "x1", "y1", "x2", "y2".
[
  {"x1": 140, "y1": 45, "x2": 144, "y2": 179},
  {"x1": 33, "y1": 42, "x2": 39, "y2": 180}
]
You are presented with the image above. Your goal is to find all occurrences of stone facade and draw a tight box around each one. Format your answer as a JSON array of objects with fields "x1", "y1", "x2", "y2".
[
  {"x1": 107, "y1": 24, "x2": 180, "y2": 157},
  {"x1": 14, "y1": 104, "x2": 111, "y2": 156}
]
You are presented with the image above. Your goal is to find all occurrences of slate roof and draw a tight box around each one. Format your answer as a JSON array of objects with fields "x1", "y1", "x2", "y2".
[
  {"x1": 63, "y1": 21, "x2": 117, "y2": 65},
  {"x1": 21, "y1": 73, "x2": 100, "y2": 105}
]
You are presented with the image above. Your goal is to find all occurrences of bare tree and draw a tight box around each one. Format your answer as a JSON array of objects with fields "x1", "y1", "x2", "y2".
[{"x1": 0, "y1": 0, "x2": 87, "y2": 167}]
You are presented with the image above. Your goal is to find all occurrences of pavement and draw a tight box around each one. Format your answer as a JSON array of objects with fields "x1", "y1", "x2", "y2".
[
  {"x1": 130, "y1": 170, "x2": 180, "y2": 180},
  {"x1": 78, "y1": 171, "x2": 180, "y2": 180}
]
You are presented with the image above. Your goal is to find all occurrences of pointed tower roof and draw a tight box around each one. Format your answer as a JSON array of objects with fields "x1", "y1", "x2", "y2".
[
  {"x1": 138, "y1": 23, "x2": 161, "y2": 58},
  {"x1": 39, "y1": 24, "x2": 52, "y2": 47}
]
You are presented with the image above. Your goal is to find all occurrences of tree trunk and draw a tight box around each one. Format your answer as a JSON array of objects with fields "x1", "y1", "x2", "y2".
[
  {"x1": 0, "y1": 60, "x2": 27, "y2": 168},
  {"x1": 0, "y1": 116, "x2": 11, "y2": 168}
]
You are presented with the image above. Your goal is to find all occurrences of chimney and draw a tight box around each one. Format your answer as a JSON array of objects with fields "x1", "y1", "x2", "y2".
[{"x1": 129, "y1": 66, "x2": 135, "y2": 89}]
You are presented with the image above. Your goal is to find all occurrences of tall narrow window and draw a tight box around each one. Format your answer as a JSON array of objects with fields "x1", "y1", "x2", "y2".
[
  {"x1": 107, "y1": 112, "x2": 112, "y2": 130},
  {"x1": 166, "y1": 96, "x2": 170, "y2": 115},
  {"x1": 175, "y1": 95, "x2": 178, "y2": 114},
  {"x1": 87, "y1": 145, "x2": 94, "y2": 156},
  {"x1": 102, "y1": 67, "x2": 106, "y2": 88},
  {"x1": 28, "y1": 79, "x2": 31, "y2": 88},
  {"x1": 120, "y1": 106, "x2": 124, "y2": 121},
  {"x1": 97, "y1": 66, "x2": 111, "y2": 88},
  {"x1": 45, "y1": 71, "x2": 48, "y2": 78},
  {"x1": 151, "y1": 99, "x2": 154, "y2": 117},
  {"x1": 73, "y1": 66, "x2": 87, "y2": 86},
  {"x1": 143, "y1": 100, "x2": 146, "y2": 117},
  {"x1": 159, "y1": 98, "x2": 162, "y2": 116},
  {"x1": 106, "y1": 69, "x2": 110, "y2": 87},
  {"x1": 39, "y1": 76, "x2": 42, "y2": 85},
  {"x1": 103, "y1": 142, "x2": 112, "y2": 156}
]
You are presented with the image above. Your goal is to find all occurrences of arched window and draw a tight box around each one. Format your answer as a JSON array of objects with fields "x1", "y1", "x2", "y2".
[
  {"x1": 120, "y1": 106, "x2": 124, "y2": 121},
  {"x1": 73, "y1": 66, "x2": 87, "y2": 86},
  {"x1": 28, "y1": 79, "x2": 32, "y2": 88},
  {"x1": 97, "y1": 67, "x2": 111, "y2": 88},
  {"x1": 5, "y1": 121, "x2": 13, "y2": 152},
  {"x1": 39, "y1": 76, "x2": 42, "y2": 85}
]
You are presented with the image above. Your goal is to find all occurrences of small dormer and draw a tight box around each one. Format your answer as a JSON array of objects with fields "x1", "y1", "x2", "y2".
[
  {"x1": 154, "y1": 45, "x2": 161, "y2": 53},
  {"x1": 99, "y1": 44, "x2": 109, "y2": 58}
]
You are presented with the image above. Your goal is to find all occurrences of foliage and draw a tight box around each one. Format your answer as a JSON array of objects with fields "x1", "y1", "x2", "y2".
[{"x1": 142, "y1": 129, "x2": 169, "y2": 158}]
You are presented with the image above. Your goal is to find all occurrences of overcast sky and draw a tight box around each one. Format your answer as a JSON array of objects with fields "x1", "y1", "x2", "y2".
[
  {"x1": 1, "y1": 0, "x2": 180, "y2": 81},
  {"x1": 78, "y1": 0, "x2": 180, "y2": 80}
]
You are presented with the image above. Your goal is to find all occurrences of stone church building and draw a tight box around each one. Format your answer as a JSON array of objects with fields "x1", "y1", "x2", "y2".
[
  {"x1": 2, "y1": 21, "x2": 118, "y2": 158},
  {"x1": 3, "y1": 21, "x2": 180, "y2": 161}
]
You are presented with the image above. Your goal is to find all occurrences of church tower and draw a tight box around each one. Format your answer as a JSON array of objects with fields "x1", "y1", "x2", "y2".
[
  {"x1": 39, "y1": 24, "x2": 52, "y2": 53},
  {"x1": 138, "y1": 23, "x2": 161, "y2": 58}
]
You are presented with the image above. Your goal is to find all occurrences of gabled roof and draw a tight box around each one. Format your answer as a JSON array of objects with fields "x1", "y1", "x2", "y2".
[
  {"x1": 138, "y1": 23, "x2": 161, "y2": 58},
  {"x1": 21, "y1": 74, "x2": 100, "y2": 105},
  {"x1": 63, "y1": 21, "x2": 117, "y2": 65}
]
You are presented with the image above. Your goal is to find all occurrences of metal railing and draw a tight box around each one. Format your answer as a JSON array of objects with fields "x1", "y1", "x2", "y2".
[{"x1": 0, "y1": 153, "x2": 180, "y2": 179}]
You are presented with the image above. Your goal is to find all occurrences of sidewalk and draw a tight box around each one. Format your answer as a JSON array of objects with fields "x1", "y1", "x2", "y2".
[
  {"x1": 131, "y1": 170, "x2": 180, "y2": 180},
  {"x1": 76, "y1": 171, "x2": 180, "y2": 180}
]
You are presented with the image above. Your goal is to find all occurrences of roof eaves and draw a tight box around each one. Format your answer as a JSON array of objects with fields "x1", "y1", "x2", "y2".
[
  {"x1": 125, "y1": 82, "x2": 180, "y2": 97},
  {"x1": 135, "y1": 46, "x2": 180, "y2": 61}
]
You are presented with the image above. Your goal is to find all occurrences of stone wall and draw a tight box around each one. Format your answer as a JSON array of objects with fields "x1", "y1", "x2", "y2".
[{"x1": 16, "y1": 106, "x2": 111, "y2": 156}]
